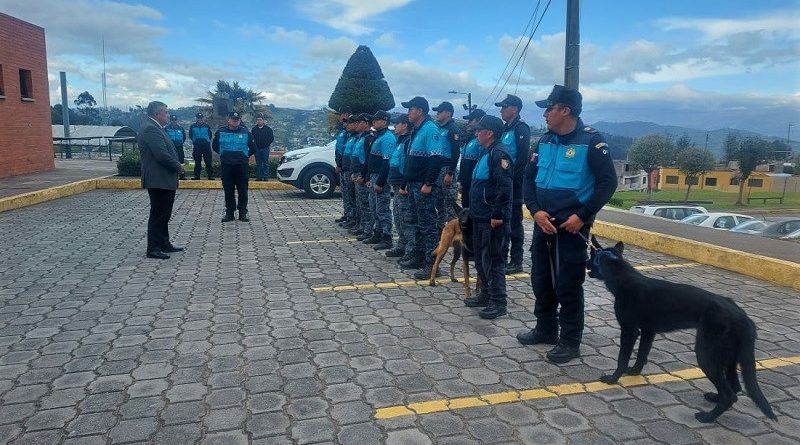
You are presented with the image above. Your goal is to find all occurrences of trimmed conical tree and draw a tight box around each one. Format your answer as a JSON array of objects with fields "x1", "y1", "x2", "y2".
[{"x1": 328, "y1": 45, "x2": 395, "y2": 114}]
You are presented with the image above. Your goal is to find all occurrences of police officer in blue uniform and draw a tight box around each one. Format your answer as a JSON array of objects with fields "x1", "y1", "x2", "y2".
[
  {"x1": 342, "y1": 117, "x2": 362, "y2": 233},
  {"x1": 364, "y1": 110, "x2": 397, "y2": 250},
  {"x1": 386, "y1": 115, "x2": 416, "y2": 259},
  {"x1": 401, "y1": 96, "x2": 445, "y2": 278},
  {"x1": 334, "y1": 106, "x2": 353, "y2": 224},
  {"x1": 495, "y1": 94, "x2": 530, "y2": 274},
  {"x1": 189, "y1": 113, "x2": 214, "y2": 180},
  {"x1": 517, "y1": 85, "x2": 617, "y2": 363},
  {"x1": 464, "y1": 115, "x2": 513, "y2": 319},
  {"x1": 349, "y1": 114, "x2": 374, "y2": 240},
  {"x1": 165, "y1": 115, "x2": 187, "y2": 179},
  {"x1": 457, "y1": 109, "x2": 486, "y2": 207},
  {"x1": 432, "y1": 101, "x2": 460, "y2": 228},
  {"x1": 213, "y1": 111, "x2": 256, "y2": 222}
]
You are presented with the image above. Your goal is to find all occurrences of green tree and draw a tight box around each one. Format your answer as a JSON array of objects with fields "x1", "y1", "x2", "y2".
[
  {"x1": 723, "y1": 133, "x2": 739, "y2": 162},
  {"x1": 328, "y1": 45, "x2": 394, "y2": 114},
  {"x1": 197, "y1": 80, "x2": 266, "y2": 121},
  {"x1": 730, "y1": 136, "x2": 770, "y2": 205},
  {"x1": 675, "y1": 146, "x2": 715, "y2": 203},
  {"x1": 74, "y1": 91, "x2": 97, "y2": 107},
  {"x1": 627, "y1": 134, "x2": 675, "y2": 202}
]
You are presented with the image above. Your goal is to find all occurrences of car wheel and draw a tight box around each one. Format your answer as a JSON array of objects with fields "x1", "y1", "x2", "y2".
[{"x1": 303, "y1": 167, "x2": 335, "y2": 199}]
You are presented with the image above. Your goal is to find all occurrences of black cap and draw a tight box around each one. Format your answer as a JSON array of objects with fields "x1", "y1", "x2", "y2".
[
  {"x1": 494, "y1": 94, "x2": 523, "y2": 110},
  {"x1": 432, "y1": 101, "x2": 454, "y2": 114},
  {"x1": 462, "y1": 109, "x2": 486, "y2": 121},
  {"x1": 228, "y1": 111, "x2": 241, "y2": 119},
  {"x1": 346, "y1": 115, "x2": 359, "y2": 123},
  {"x1": 475, "y1": 115, "x2": 505, "y2": 136},
  {"x1": 401, "y1": 96, "x2": 429, "y2": 113},
  {"x1": 256, "y1": 113, "x2": 265, "y2": 119},
  {"x1": 169, "y1": 114, "x2": 177, "y2": 120},
  {"x1": 354, "y1": 113, "x2": 372, "y2": 123},
  {"x1": 338, "y1": 105, "x2": 353, "y2": 114},
  {"x1": 195, "y1": 113, "x2": 204, "y2": 118},
  {"x1": 392, "y1": 114, "x2": 410, "y2": 125},
  {"x1": 372, "y1": 110, "x2": 390, "y2": 121},
  {"x1": 535, "y1": 85, "x2": 582, "y2": 114}
]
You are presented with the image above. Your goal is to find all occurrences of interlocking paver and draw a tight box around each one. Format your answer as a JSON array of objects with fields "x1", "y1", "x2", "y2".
[{"x1": 0, "y1": 189, "x2": 797, "y2": 444}]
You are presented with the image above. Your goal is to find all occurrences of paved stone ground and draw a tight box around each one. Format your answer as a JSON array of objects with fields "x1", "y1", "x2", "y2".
[
  {"x1": 0, "y1": 189, "x2": 798, "y2": 445},
  {"x1": 0, "y1": 159, "x2": 117, "y2": 198}
]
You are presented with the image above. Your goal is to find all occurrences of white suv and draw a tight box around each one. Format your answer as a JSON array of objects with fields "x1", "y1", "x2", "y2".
[
  {"x1": 277, "y1": 140, "x2": 338, "y2": 199},
  {"x1": 629, "y1": 205, "x2": 708, "y2": 220}
]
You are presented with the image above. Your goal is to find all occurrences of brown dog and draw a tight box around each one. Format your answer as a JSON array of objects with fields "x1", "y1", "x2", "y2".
[{"x1": 429, "y1": 207, "x2": 479, "y2": 299}]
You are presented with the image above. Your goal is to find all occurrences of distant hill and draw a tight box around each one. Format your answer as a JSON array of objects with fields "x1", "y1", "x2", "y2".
[{"x1": 590, "y1": 121, "x2": 797, "y2": 159}]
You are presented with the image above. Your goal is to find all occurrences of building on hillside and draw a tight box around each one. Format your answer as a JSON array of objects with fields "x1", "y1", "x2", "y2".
[
  {"x1": 659, "y1": 166, "x2": 800, "y2": 194},
  {"x1": 613, "y1": 160, "x2": 648, "y2": 192},
  {"x1": 0, "y1": 13, "x2": 53, "y2": 178}
]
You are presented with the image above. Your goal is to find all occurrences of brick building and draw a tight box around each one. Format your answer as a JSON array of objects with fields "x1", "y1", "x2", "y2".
[{"x1": 0, "y1": 13, "x2": 53, "y2": 178}]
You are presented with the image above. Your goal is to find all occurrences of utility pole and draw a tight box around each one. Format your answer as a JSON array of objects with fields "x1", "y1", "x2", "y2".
[
  {"x1": 705, "y1": 132, "x2": 709, "y2": 150},
  {"x1": 448, "y1": 90, "x2": 474, "y2": 112},
  {"x1": 788, "y1": 123, "x2": 792, "y2": 145},
  {"x1": 564, "y1": 0, "x2": 580, "y2": 89},
  {"x1": 60, "y1": 72, "x2": 72, "y2": 158}
]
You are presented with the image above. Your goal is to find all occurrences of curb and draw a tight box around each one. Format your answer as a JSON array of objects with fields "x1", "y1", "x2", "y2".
[
  {"x1": 95, "y1": 178, "x2": 295, "y2": 191},
  {"x1": 0, "y1": 178, "x2": 98, "y2": 213}
]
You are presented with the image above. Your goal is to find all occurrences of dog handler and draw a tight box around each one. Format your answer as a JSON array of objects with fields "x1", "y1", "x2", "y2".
[
  {"x1": 518, "y1": 85, "x2": 617, "y2": 363},
  {"x1": 464, "y1": 115, "x2": 513, "y2": 320}
]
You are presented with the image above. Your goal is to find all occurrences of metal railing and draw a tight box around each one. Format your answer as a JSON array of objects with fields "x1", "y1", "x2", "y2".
[{"x1": 53, "y1": 136, "x2": 137, "y2": 161}]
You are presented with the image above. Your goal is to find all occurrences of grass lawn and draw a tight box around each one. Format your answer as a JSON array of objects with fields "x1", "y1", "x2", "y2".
[{"x1": 611, "y1": 189, "x2": 800, "y2": 211}]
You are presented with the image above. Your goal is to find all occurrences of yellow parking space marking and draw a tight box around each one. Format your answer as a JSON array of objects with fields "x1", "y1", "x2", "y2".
[
  {"x1": 312, "y1": 263, "x2": 697, "y2": 292},
  {"x1": 373, "y1": 355, "x2": 800, "y2": 420},
  {"x1": 275, "y1": 214, "x2": 338, "y2": 219},
  {"x1": 286, "y1": 238, "x2": 356, "y2": 245}
]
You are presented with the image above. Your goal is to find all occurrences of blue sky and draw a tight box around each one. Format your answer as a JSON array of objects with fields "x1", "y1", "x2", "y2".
[{"x1": 2, "y1": 0, "x2": 798, "y2": 137}]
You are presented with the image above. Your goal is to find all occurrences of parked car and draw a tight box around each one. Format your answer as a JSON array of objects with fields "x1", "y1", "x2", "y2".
[
  {"x1": 780, "y1": 227, "x2": 800, "y2": 240},
  {"x1": 730, "y1": 219, "x2": 771, "y2": 234},
  {"x1": 678, "y1": 212, "x2": 753, "y2": 230},
  {"x1": 629, "y1": 205, "x2": 708, "y2": 221},
  {"x1": 758, "y1": 219, "x2": 800, "y2": 239},
  {"x1": 276, "y1": 140, "x2": 338, "y2": 199}
]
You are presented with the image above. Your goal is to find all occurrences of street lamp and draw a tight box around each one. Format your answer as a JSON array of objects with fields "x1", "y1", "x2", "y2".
[{"x1": 448, "y1": 90, "x2": 475, "y2": 113}]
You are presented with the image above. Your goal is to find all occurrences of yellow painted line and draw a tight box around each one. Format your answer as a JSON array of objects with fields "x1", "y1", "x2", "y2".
[
  {"x1": 311, "y1": 263, "x2": 695, "y2": 292},
  {"x1": 95, "y1": 178, "x2": 295, "y2": 190},
  {"x1": 0, "y1": 178, "x2": 99, "y2": 212},
  {"x1": 275, "y1": 214, "x2": 338, "y2": 219},
  {"x1": 373, "y1": 355, "x2": 800, "y2": 420},
  {"x1": 286, "y1": 238, "x2": 356, "y2": 245}
]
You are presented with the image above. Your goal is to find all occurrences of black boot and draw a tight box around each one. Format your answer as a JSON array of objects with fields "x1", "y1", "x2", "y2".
[
  {"x1": 546, "y1": 343, "x2": 581, "y2": 364},
  {"x1": 464, "y1": 294, "x2": 489, "y2": 307},
  {"x1": 516, "y1": 329, "x2": 558, "y2": 346},
  {"x1": 239, "y1": 212, "x2": 250, "y2": 222},
  {"x1": 363, "y1": 232, "x2": 382, "y2": 244},
  {"x1": 413, "y1": 261, "x2": 442, "y2": 280},
  {"x1": 506, "y1": 261, "x2": 523, "y2": 274},
  {"x1": 348, "y1": 227, "x2": 363, "y2": 235},
  {"x1": 343, "y1": 220, "x2": 357, "y2": 229},
  {"x1": 385, "y1": 247, "x2": 405, "y2": 257},
  {"x1": 356, "y1": 231, "x2": 372, "y2": 241},
  {"x1": 221, "y1": 212, "x2": 235, "y2": 222},
  {"x1": 479, "y1": 304, "x2": 507, "y2": 320},
  {"x1": 335, "y1": 215, "x2": 347, "y2": 223},
  {"x1": 399, "y1": 252, "x2": 424, "y2": 269},
  {"x1": 373, "y1": 235, "x2": 393, "y2": 250}
]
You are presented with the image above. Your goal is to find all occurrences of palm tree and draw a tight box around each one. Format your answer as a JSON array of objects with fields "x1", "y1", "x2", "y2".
[{"x1": 197, "y1": 80, "x2": 268, "y2": 121}]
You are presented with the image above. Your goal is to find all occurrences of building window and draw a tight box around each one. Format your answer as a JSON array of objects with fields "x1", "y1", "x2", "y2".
[
  {"x1": 730, "y1": 177, "x2": 740, "y2": 186},
  {"x1": 684, "y1": 177, "x2": 698, "y2": 185},
  {"x1": 666, "y1": 175, "x2": 678, "y2": 184},
  {"x1": 643, "y1": 177, "x2": 647, "y2": 184},
  {"x1": 705, "y1": 177, "x2": 717, "y2": 186},
  {"x1": 19, "y1": 69, "x2": 33, "y2": 100},
  {"x1": 0, "y1": 65, "x2": 5, "y2": 97},
  {"x1": 748, "y1": 178, "x2": 763, "y2": 188}
]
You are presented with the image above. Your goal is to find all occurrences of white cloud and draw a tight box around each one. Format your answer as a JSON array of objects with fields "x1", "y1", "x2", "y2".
[
  {"x1": 424, "y1": 39, "x2": 449, "y2": 55},
  {"x1": 306, "y1": 36, "x2": 358, "y2": 60},
  {"x1": 375, "y1": 32, "x2": 398, "y2": 48},
  {"x1": 659, "y1": 10, "x2": 800, "y2": 42},
  {"x1": 296, "y1": 0, "x2": 414, "y2": 35}
]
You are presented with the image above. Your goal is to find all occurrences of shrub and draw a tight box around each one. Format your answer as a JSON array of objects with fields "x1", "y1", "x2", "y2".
[
  {"x1": 607, "y1": 197, "x2": 624, "y2": 208},
  {"x1": 117, "y1": 149, "x2": 141, "y2": 176}
]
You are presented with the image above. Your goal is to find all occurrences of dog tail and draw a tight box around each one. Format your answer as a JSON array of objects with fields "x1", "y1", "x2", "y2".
[{"x1": 738, "y1": 320, "x2": 777, "y2": 421}]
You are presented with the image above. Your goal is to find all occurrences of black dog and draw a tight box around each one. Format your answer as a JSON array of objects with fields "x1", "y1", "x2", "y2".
[{"x1": 587, "y1": 236, "x2": 777, "y2": 423}]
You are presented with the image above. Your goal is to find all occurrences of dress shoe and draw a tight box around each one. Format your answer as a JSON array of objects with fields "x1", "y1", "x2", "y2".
[
  {"x1": 335, "y1": 216, "x2": 348, "y2": 223},
  {"x1": 221, "y1": 214, "x2": 235, "y2": 222},
  {"x1": 506, "y1": 262, "x2": 524, "y2": 274},
  {"x1": 162, "y1": 245, "x2": 184, "y2": 253},
  {"x1": 516, "y1": 329, "x2": 558, "y2": 346},
  {"x1": 479, "y1": 305, "x2": 507, "y2": 319},
  {"x1": 546, "y1": 343, "x2": 581, "y2": 364},
  {"x1": 146, "y1": 250, "x2": 170, "y2": 259},
  {"x1": 239, "y1": 214, "x2": 250, "y2": 222},
  {"x1": 363, "y1": 233, "x2": 382, "y2": 244},
  {"x1": 464, "y1": 297, "x2": 489, "y2": 307},
  {"x1": 413, "y1": 263, "x2": 441, "y2": 280},
  {"x1": 373, "y1": 236, "x2": 393, "y2": 250},
  {"x1": 399, "y1": 254, "x2": 424, "y2": 269}
]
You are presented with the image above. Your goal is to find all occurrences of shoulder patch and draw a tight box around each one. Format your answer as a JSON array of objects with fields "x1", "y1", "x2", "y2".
[
  {"x1": 584, "y1": 126, "x2": 598, "y2": 134},
  {"x1": 453, "y1": 133, "x2": 459, "y2": 141},
  {"x1": 500, "y1": 159, "x2": 509, "y2": 170},
  {"x1": 595, "y1": 142, "x2": 608, "y2": 149}
]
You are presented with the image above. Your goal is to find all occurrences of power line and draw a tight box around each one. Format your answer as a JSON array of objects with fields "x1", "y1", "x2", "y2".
[{"x1": 479, "y1": 1, "x2": 541, "y2": 109}]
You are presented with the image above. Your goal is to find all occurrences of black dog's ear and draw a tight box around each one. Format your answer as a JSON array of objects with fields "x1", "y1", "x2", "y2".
[
  {"x1": 590, "y1": 235, "x2": 602, "y2": 250},
  {"x1": 613, "y1": 241, "x2": 624, "y2": 255}
]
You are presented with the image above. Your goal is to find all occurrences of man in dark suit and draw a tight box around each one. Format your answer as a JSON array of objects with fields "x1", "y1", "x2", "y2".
[{"x1": 139, "y1": 101, "x2": 186, "y2": 259}]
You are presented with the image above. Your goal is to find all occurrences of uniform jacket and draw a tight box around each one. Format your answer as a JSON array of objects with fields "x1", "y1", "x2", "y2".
[
  {"x1": 251, "y1": 124, "x2": 274, "y2": 150},
  {"x1": 469, "y1": 139, "x2": 513, "y2": 222},
  {"x1": 348, "y1": 132, "x2": 370, "y2": 177},
  {"x1": 500, "y1": 116, "x2": 531, "y2": 204},
  {"x1": 334, "y1": 126, "x2": 348, "y2": 168},
  {"x1": 165, "y1": 123, "x2": 186, "y2": 146},
  {"x1": 189, "y1": 123, "x2": 212, "y2": 145},
  {"x1": 341, "y1": 133, "x2": 357, "y2": 171},
  {"x1": 458, "y1": 133, "x2": 484, "y2": 194},
  {"x1": 436, "y1": 119, "x2": 461, "y2": 174},
  {"x1": 368, "y1": 128, "x2": 397, "y2": 187},
  {"x1": 212, "y1": 126, "x2": 256, "y2": 165},
  {"x1": 388, "y1": 133, "x2": 410, "y2": 186},
  {"x1": 405, "y1": 116, "x2": 444, "y2": 184},
  {"x1": 523, "y1": 119, "x2": 617, "y2": 225},
  {"x1": 139, "y1": 117, "x2": 182, "y2": 190}
]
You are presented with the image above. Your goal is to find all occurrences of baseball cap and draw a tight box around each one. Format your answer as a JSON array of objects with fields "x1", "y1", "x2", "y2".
[
  {"x1": 535, "y1": 85, "x2": 582, "y2": 115},
  {"x1": 462, "y1": 109, "x2": 486, "y2": 121},
  {"x1": 195, "y1": 113, "x2": 204, "y2": 118},
  {"x1": 432, "y1": 101, "x2": 454, "y2": 114},
  {"x1": 475, "y1": 115, "x2": 505, "y2": 135},
  {"x1": 228, "y1": 111, "x2": 241, "y2": 119},
  {"x1": 400, "y1": 96, "x2": 429, "y2": 113},
  {"x1": 392, "y1": 114, "x2": 410, "y2": 125},
  {"x1": 372, "y1": 110, "x2": 390, "y2": 121},
  {"x1": 494, "y1": 94, "x2": 523, "y2": 110}
]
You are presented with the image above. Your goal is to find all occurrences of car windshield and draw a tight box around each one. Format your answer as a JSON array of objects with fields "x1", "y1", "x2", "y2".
[
  {"x1": 681, "y1": 215, "x2": 708, "y2": 225},
  {"x1": 732, "y1": 220, "x2": 768, "y2": 232}
]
